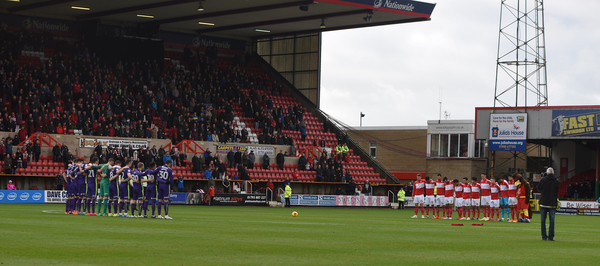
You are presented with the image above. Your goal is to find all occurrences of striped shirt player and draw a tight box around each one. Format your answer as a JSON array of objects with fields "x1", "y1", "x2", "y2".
[
  {"x1": 454, "y1": 180, "x2": 464, "y2": 220},
  {"x1": 434, "y1": 177, "x2": 445, "y2": 219},
  {"x1": 490, "y1": 181, "x2": 500, "y2": 221},
  {"x1": 411, "y1": 174, "x2": 425, "y2": 218},
  {"x1": 443, "y1": 178, "x2": 454, "y2": 219},
  {"x1": 480, "y1": 174, "x2": 492, "y2": 221},
  {"x1": 424, "y1": 177, "x2": 435, "y2": 218},
  {"x1": 471, "y1": 177, "x2": 482, "y2": 220},
  {"x1": 499, "y1": 178, "x2": 510, "y2": 221},
  {"x1": 507, "y1": 176, "x2": 518, "y2": 222},
  {"x1": 144, "y1": 160, "x2": 174, "y2": 219},
  {"x1": 462, "y1": 179, "x2": 472, "y2": 220}
]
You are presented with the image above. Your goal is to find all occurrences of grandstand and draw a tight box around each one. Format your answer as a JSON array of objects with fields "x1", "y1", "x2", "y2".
[{"x1": 1, "y1": 0, "x2": 437, "y2": 193}]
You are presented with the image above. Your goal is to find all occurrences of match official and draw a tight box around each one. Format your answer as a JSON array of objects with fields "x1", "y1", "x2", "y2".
[{"x1": 538, "y1": 167, "x2": 559, "y2": 241}]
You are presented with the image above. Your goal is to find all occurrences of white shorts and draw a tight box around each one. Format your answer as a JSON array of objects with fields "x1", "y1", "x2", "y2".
[
  {"x1": 435, "y1": 195, "x2": 445, "y2": 206},
  {"x1": 445, "y1": 196, "x2": 454, "y2": 205},
  {"x1": 454, "y1": 198, "x2": 463, "y2": 208},
  {"x1": 425, "y1": 195, "x2": 435, "y2": 206},
  {"x1": 490, "y1": 199, "x2": 500, "y2": 208},
  {"x1": 471, "y1": 198, "x2": 481, "y2": 207},
  {"x1": 508, "y1": 197, "x2": 518, "y2": 206},
  {"x1": 414, "y1": 195, "x2": 424, "y2": 204},
  {"x1": 481, "y1": 196, "x2": 491, "y2": 206},
  {"x1": 462, "y1": 198, "x2": 471, "y2": 207}
]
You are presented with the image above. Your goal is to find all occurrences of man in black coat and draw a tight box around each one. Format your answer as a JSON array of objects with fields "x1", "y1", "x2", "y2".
[
  {"x1": 276, "y1": 150, "x2": 285, "y2": 170},
  {"x1": 52, "y1": 144, "x2": 61, "y2": 162},
  {"x1": 192, "y1": 154, "x2": 201, "y2": 173},
  {"x1": 538, "y1": 167, "x2": 559, "y2": 241}
]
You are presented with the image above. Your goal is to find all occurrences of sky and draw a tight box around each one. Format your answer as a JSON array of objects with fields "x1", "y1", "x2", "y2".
[{"x1": 320, "y1": 0, "x2": 600, "y2": 127}]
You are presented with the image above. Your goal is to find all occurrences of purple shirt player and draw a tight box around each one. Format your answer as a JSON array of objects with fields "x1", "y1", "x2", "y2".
[{"x1": 145, "y1": 161, "x2": 173, "y2": 219}]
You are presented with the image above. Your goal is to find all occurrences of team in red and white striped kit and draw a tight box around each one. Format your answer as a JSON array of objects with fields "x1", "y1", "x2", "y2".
[{"x1": 410, "y1": 173, "x2": 517, "y2": 221}]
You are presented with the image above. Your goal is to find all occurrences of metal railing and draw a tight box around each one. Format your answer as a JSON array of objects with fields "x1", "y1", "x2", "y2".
[
  {"x1": 266, "y1": 187, "x2": 274, "y2": 201},
  {"x1": 388, "y1": 190, "x2": 397, "y2": 204}
]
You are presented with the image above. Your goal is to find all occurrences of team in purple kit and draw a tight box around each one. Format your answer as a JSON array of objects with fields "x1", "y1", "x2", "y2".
[{"x1": 62, "y1": 156, "x2": 174, "y2": 219}]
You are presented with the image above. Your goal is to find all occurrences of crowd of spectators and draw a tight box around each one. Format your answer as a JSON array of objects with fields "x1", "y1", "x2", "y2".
[
  {"x1": 1, "y1": 26, "x2": 323, "y2": 164},
  {"x1": 566, "y1": 180, "x2": 594, "y2": 199}
]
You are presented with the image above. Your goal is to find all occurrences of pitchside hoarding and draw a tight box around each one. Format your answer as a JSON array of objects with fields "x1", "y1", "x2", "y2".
[
  {"x1": 489, "y1": 113, "x2": 527, "y2": 151},
  {"x1": 289, "y1": 194, "x2": 389, "y2": 207},
  {"x1": 0, "y1": 190, "x2": 45, "y2": 203}
]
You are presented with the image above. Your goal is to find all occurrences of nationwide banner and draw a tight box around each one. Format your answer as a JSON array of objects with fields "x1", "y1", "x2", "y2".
[
  {"x1": 212, "y1": 193, "x2": 267, "y2": 206},
  {"x1": 0, "y1": 190, "x2": 45, "y2": 203},
  {"x1": 551, "y1": 109, "x2": 600, "y2": 137},
  {"x1": 289, "y1": 194, "x2": 389, "y2": 207},
  {"x1": 489, "y1": 113, "x2": 527, "y2": 151},
  {"x1": 79, "y1": 138, "x2": 149, "y2": 149},
  {"x1": 318, "y1": 0, "x2": 436, "y2": 18},
  {"x1": 45, "y1": 190, "x2": 68, "y2": 203}
]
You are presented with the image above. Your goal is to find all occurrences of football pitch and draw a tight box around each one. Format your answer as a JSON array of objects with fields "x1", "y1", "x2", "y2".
[{"x1": 1, "y1": 204, "x2": 599, "y2": 265}]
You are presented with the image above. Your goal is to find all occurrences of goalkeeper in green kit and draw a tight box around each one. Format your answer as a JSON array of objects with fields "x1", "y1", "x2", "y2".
[{"x1": 96, "y1": 158, "x2": 115, "y2": 216}]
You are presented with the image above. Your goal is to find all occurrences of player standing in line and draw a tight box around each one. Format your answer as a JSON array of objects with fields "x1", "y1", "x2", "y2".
[
  {"x1": 411, "y1": 173, "x2": 425, "y2": 218},
  {"x1": 461, "y1": 177, "x2": 472, "y2": 220},
  {"x1": 97, "y1": 158, "x2": 115, "y2": 216},
  {"x1": 443, "y1": 177, "x2": 454, "y2": 219},
  {"x1": 490, "y1": 178, "x2": 501, "y2": 221},
  {"x1": 142, "y1": 162, "x2": 158, "y2": 218},
  {"x1": 454, "y1": 179, "x2": 463, "y2": 220},
  {"x1": 129, "y1": 162, "x2": 145, "y2": 218},
  {"x1": 108, "y1": 160, "x2": 127, "y2": 217},
  {"x1": 118, "y1": 160, "x2": 133, "y2": 217},
  {"x1": 480, "y1": 173, "x2": 492, "y2": 221},
  {"x1": 144, "y1": 159, "x2": 174, "y2": 219},
  {"x1": 73, "y1": 159, "x2": 87, "y2": 215},
  {"x1": 83, "y1": 156, "x2": 100, "y2": 216},
  {"x1": 470, "y1": 177, "x2": 481, "y2": 220},
  {"x1": 434, "y1": 174, "x2": 445, "y2": 219},
  {"x1": 507, "y1": 174, "x2": 518, "y2": 222},
  {"x1": 499, "y1": 176, "x2": 510, "y2": 221},
  {"x1": 63, "y1": 162, "x2": 76, "y2": 214},
  {"x1": 424, "y1": 177, "x2": 435, "y2": 218}
]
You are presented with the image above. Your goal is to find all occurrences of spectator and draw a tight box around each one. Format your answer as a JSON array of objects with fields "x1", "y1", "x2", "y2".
[
  {"x1": 292, "y1": 169, "x2": 300, "y2": 181},
  {"x1": 266, "y1": 179, "x2": 274, "y2": 201},
  {"x1": 60, "y1": 143, "x2": 69, "y2": 167},
  {"x1": 263, "y1": 153, "x2": 270, "y2": 169},
  {"x1": 347, "y1": 180, "x2": 357, "y2": 195},
  {"x1": 234, "y1": 149, "x2": 242, "y2": 169},
  {"x1": 298, "y1": 154, "x2": 307, "y2": 171},
  {"x1": 362, "y1": 180, "x2": 372, "y2": 196},
  {"x1": 204, "y1": 168, "x2": 213, "y2": 180},
  {"x1": 7, "y1": 180, "x2": 17, "y2": 190},
  {"x1": 315, "y1": 164, "x2": 323, "y2": 182},
  {"x1": 248, "y1": 151, "x2": 256, "y2": 169},
  {"x1": 192, "y1": 154, "x2": 201, "y2": 173},
  {"x1": 227, "y1": 149, "x2": 235, "y2": 168},
  {"x1": 276, "y1": 150, "x2": 285, "y2": 170},
  {"x1": 335, "y1": 186, "x2": 344, "y2": 195},
  {"x1": 222, "y1": 175, "x2": 231, "y2": 193},
  {"x1": 33, "y1": 140, "x2": 41, "y2": 162},
  {"x1": 242, "y1": 151, "x2": 249, "y2": 168},
  {"x1": 4, "y1": 154, "x2": 12, "y2": 174},
  {"x1": 177, "y1": 176, "x2": 184, "y2": 192},
  {"x1": 52, "y1": 144, "x2": 61, "y2": 162},
  {"x1": 208, "y1": 185, "x2": 215, "y2": 206},
  {"x1": 538, "y1": 168, "x2": 559, "y2": 241}
]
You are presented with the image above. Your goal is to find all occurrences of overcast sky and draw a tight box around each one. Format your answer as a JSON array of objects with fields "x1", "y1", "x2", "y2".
[{"x1": 320, "y1": 0, "x2": 600, "y2": 127}]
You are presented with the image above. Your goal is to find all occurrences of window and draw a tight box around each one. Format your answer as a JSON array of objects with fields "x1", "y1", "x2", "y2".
[
  {"x1": 474, "y1": 139, "x2": 486, "y2": 158},
  {"x1": 369, "y1": 141, "x2": 377, "y2": 158},
  {"x1": 430, "y1": 134, "x2": 440, "y2": 156},
  {"x1": 430, "y1": 133, "x2": 473, "y2": 158}
]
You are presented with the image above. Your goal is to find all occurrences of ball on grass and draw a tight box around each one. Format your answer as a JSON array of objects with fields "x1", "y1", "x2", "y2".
[{"x1": 292, "y1": 211, "x2": 298, "y2": 217}]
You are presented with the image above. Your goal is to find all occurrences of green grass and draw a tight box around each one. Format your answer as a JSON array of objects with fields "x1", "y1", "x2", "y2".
[{"x1": 1, "y1": 204, "x2": 599, "y2": 265}]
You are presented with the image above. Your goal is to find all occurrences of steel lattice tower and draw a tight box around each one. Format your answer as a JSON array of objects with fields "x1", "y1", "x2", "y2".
[{"x1": 494, "y1": 0, "x2": 548, "y2": 109}]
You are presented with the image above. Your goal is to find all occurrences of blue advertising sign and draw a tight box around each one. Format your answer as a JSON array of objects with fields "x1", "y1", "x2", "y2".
[
  {"x1": 319, "y1": 0, "x2": 436, "y2": 17},
  {"x1": 489, "y1": 113, "x2": 527, "y2": 151},
  {"x1": 0, "y1": 190, "x2": 45, "y2": 203},
  {"x1": 552, "y1": 109, "x2": 600, "y2": 137},
  {"x1": 169, "y1": 193, "x2": 189, "y2": 205}
]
